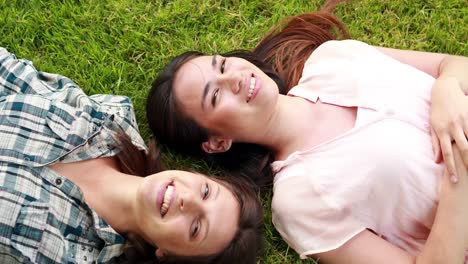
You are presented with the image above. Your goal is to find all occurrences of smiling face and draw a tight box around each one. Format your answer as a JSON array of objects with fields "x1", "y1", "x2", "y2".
[
  {"x1": 172, "y1": 55, "x2": 279, "y2": 142},
  {"x1": 135, "y1": 170, "x2": 239, "y2": 257}
]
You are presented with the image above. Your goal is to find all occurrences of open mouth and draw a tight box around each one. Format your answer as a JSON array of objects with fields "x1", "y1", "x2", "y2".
[
  {"x1": 158, "y1": 181, "x2": 175, "y2": 218},
  {"x1": 247, "y1": 73, "x2": 257, "y2": 103}
]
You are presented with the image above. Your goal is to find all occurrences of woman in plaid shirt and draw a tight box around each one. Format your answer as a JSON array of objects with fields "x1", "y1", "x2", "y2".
[{"x1": 0, "y1": 47, "x2": 263, "y2": 264}]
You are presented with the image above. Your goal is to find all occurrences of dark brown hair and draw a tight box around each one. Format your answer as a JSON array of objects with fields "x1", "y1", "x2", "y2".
[{"x1": 146, "y1": 5, "x2": 349, "y2": 189}]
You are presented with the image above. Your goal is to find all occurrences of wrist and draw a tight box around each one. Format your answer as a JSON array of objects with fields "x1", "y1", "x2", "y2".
[
  {"x1": 432, "y1": 76, "x2": 463, "y2": 97},
  {"x1": 437, "y1": 55, "x2": 468, "y2": 94}
]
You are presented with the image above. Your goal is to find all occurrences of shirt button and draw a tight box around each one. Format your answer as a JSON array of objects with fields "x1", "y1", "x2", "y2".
[
  {"x1": 88, "y1": 247, "x2": 93, "y2": 252},
  {"x1": 84, "y1": 256, "x2": 87, "y2": 261},
  {"x1": 55, "y1": 178, "x2": 62, "y2": 185}
]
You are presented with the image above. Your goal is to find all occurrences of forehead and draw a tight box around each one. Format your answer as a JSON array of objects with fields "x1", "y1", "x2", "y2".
[
  {"x1": 172, "y1": 56, "x2": 215, "y2": 114},
  {"x1": 174, "y1": 55, "x2": 213, "y2": 94},
  {"x1": 168, "y1": 176, "x2": 240, "y2": 256},
  {"x1": 204, "y1": 180, "x2": 240, "y2": 252}
]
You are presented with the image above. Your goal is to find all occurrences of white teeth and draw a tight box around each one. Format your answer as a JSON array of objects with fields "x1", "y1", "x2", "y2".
[
  {"x1": 161, "y1": 185, "x2": 174, "y2": 216},
  {"x1": 247, "y1": 77, "x2": 256, "y2": 100}
]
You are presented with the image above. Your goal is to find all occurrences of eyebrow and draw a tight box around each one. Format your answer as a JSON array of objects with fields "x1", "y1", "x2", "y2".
[
  {"x1": 201, "y1": 55, "x2": 218, "y2": 110},
  {"x1": 202, "y1": 184, "x2": 220, "y2": 243}
]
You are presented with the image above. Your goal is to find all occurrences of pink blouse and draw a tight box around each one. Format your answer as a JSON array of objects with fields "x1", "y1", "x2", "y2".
[{"x1": 271, "y1": 40, "x2": 445, "y2": 258}]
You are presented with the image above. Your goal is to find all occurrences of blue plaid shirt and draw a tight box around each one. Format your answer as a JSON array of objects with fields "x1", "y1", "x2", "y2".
[{"x1": 0, "y1": 48, "x2": 147, "y2": 263}]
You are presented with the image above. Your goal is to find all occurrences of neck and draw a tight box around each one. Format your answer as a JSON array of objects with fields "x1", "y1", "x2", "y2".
[
  {"x1": 50, "y1": 158, "x2": 143, "y2": 235},
  {"x1": 85, "y1": 171, "x2": 142, "y2": 235},
  {"x1": 255, "y1": 95, "x2": 317, "y2": 160}
]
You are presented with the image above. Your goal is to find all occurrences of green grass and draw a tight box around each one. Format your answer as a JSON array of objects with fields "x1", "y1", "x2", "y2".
[{"x1": 1, "y1": 0, "x2": 466, "y2": 263}]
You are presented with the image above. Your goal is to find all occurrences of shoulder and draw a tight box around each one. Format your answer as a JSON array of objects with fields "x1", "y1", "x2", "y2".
[
  {"x1": 91, "y1": 94, "x2": 136, "y2": 124},
  {"x1": 304, "y1": 39, "x2": 379, "y2": 66},
  {"x1": 0, "y1": 167, "x2": 124, "y2": 263},
  {"x1": 299, "y1": 39, "x2": 379, "y2": 80}
]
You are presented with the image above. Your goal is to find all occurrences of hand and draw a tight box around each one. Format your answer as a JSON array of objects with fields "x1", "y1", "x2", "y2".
[{"x1": 430, "y1": 76, "x2": 468, "y2": 183}]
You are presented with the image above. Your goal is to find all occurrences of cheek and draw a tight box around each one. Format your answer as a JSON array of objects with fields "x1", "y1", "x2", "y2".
[
  {"x1": 264, "y1": 79, "x2": 279, "y2": 96},
  {"x1": 203, "y1": 103, "x2": 240, "y2": 127},
  {"x1": 151, "y1": 218, "x2": 188, "y2": 247}
]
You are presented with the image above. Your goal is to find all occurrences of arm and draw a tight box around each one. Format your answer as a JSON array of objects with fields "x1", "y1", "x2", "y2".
[
  {"x1": 418, "y1": 144, "x2": 468, "y2": 262},
  {"x1": 315, "y1": 144, "x2": 468, "y2": 264},
  {"x1": 0, "y1": 47, "x2": 50, "y2": 96},
  {"x1": 315, "y1": 230, "x2": 416, "y2": 264},
  {"x1": 376, "y1": 47, "x2": 468, "y2": 182},
  {"x1": 375, "y1": 47, "x2": 467, "y2": 86},
  {"x1": 0, "y1": 47, "x2": 87, "y2": 105}
]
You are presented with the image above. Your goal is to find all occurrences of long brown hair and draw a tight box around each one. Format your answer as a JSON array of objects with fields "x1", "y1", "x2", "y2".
[{"x1": 113, "y1": 133, "x2": 264, "y2": 264}]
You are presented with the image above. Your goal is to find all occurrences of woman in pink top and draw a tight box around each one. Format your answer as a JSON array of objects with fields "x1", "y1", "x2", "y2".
[{"x1": 146, "y1": 2, "x2": 468, "y2": 263}]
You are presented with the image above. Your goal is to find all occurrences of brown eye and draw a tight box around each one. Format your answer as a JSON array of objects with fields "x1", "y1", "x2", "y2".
[
  {"x1": 191, "y1": 220, "x2": 200, "y2": 238},
  {"x1": 202, "y1": 183, "x2": 210, "y2": 199},
  {"x1": 211, "y1": 88, "x2": 219, "y2": 107}
]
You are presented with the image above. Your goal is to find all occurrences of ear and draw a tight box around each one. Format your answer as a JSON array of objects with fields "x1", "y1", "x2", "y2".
[
  {"x1": 155, "y1": 248, "x2": 166, "y2": 258},
  {"x1": 201, "y1": 136, "x2": 233, "y2": 153}
]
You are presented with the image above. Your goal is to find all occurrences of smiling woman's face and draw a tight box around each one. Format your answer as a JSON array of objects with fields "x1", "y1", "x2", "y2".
[
  {"x1": 172, "y1": 55, "x2": 279, "y2": 141},
  {"x1": 135, "y1": 170, "x2": 240, "y2": 257}
]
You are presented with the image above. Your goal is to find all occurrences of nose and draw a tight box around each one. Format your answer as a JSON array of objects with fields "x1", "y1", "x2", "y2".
[
  {"x1": 178, "y1": 191, "x2": 202, "y2": 213},
  {"x1": 218, "y1": 72, "x2": 241, "y2": 94}
]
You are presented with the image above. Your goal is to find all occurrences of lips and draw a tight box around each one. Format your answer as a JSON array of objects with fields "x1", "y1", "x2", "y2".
[
  {"x1": 157, "y1": 181, "x2": 175, "y2": 218},
  {"x1": 246, "y1": 73, "x2": 259, "y2": 103}
]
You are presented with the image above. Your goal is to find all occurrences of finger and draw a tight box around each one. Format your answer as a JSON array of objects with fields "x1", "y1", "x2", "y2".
[
  {"x1": 464, "y1": 114, "x2": 468, "y2": 139},
  {"x1": 440, "y1": 134, "x2": 457, "y2": 183},
  {"x1": 464, "y1": 115, "x2": 468, "y2": 166},
  {"x1": 452, "y1": 127, "x2": 468, "y2": 169},
  {"x1": 430, "y1": 127, "x2": 442, "y2": 162},
  {"x1": 452, "y1": 143, "x2": 465, "y2": 182}
]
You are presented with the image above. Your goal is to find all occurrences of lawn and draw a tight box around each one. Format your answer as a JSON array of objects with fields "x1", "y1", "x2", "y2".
[{"x1": 1, "y1": 0, "x2": 466, "y2": 263}]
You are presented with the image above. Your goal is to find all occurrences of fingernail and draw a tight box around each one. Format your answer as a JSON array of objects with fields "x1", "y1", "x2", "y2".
[{"x1": 450, "y1": 175, "x2": 458, "y2": 183}]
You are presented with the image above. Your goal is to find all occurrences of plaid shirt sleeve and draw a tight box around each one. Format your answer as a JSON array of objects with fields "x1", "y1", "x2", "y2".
[
  {"x1": 0, "y1": 47, "x2": 98, "y2": 101},
  {"x1": 0, "y1": 47, "x2": 146, "y2": 263}
]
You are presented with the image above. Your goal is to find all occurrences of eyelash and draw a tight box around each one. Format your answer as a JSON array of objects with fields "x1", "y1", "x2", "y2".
[
  {"x1": 203, "y1": 183, "x2": 210, "y2": 199},
  {"x1": 212, "y1": 58, "x2": 226, "y2": 107},
  {"x1": 211, "y1": 88, "x2": 219, "y2": 107},
  {"x1": 191, "y1": 220, "x2": 200, "y2": 238},
  {"x1": 220, "y1": 58, "x2": 226, "y2": 73},
  {"x1": 190, "y1": 183, "x2": 210, "y2": 238}
]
